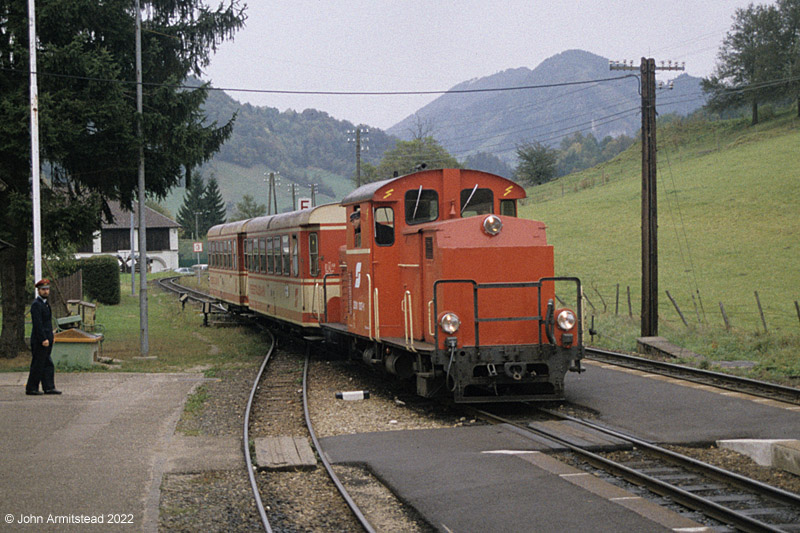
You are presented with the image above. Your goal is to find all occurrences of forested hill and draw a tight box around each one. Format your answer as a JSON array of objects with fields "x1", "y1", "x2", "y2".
[
  {"x1": 387, "y1": 49, "x2": 705, "y2": 164},
  {"x1": 199, "y1": 86, "x2": 394, "y2": 197}
]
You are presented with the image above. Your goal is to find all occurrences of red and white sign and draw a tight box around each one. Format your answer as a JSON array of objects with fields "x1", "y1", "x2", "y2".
[
  {"x1": 193, "y1": 242, "x2": 203, "y2": 253},
  {"x1": 298, "y1": 197, "x2": 312, "y2": 210}
]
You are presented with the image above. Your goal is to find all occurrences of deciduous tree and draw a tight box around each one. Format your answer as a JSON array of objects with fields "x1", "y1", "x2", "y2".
[
  {"x1": 514, "y1": 142, "x2": 557, "y2": 185},
  {"x1": 230, "y1": 195, "x2": 266, "y2": 221},
  {"x1": 702, "y1": 3, "x2": 786, "y2": 124}
]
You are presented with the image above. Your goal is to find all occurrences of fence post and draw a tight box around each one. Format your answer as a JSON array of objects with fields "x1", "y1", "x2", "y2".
[
  {"x1": 615, "y1": 284, "x2": 620, "y2": 316},
  {"x1": 754, "y1": 291, "x2": 768, "y2": 333},
  {"x1": 719, "y1": 302, "x2": 731, "y2": 331},
  {"x1": 666, "y1": 290, "x2": 689, "y2": 327},
  {"x1": 626, "y1": 286, "x2": 632, "y2": 318}
]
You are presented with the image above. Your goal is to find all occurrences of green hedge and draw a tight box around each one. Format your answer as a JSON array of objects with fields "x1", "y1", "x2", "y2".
[{"x1": 77, "y1": 255, "x2": 120, "y2": 305}]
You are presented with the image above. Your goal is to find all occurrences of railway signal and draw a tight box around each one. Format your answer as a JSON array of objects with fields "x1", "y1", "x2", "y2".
[{"x1": 610, "y1": 58, "x2": 685, "y2": 338}]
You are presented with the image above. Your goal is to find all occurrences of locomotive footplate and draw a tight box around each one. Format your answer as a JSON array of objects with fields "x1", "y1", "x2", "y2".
[{"x1": 435, "y1": 344, "x2": 577, "y2": 403}]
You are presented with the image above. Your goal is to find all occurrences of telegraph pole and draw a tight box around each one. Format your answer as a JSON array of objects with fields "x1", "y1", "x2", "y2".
[
  {"x1": 264, "y1": 172, "x2": 279, "y2": 215},
  {"x1": 610, "y1": 58, "x2": 684, "y2": 337},
  {"x1": 347, "y1": 128, "x2": 369, "y2": 187},
  {"x1": 135, "y1": 0, "x2": 149, "y2": 355}
]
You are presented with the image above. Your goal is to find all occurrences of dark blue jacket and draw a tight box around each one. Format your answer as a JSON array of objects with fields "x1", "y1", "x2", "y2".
[{"x1": 30, "y1": 297, "x2": 54, "y2": 348}]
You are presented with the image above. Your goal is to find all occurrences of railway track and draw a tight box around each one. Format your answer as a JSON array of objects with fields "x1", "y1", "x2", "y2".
[
  {"x1": 586, "y1": 347, "x2": 800, "y2": 405},
  {"x1": 157, "y1": 276, "x2": 375, "y2": 531},
  {"x1": 244, "y1": 343, "x2": 376, "y2": 532},
  {"x1": 468, "y1": 405, "x2": 800, "y2": 532}
]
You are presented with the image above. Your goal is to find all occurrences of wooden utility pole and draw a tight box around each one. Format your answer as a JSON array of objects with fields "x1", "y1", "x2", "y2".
[
  {"x1": 347, "y1": 128, "x2": 368, "y2": 188},
  {"x1": 610, "y1": 58, "x2": 684, "y2": 337},
  {"x1": 264, "y1": 172, "x2": 279, "y2": 215}
]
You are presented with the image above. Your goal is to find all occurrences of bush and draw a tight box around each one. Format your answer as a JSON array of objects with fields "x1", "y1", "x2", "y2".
[{"x1": 78, "y1": 255, "x2": 120, "y2": 305}]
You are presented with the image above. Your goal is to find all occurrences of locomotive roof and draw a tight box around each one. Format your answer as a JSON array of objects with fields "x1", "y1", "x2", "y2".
[
  {"x1": 340, "y1": 177, "x2": 397, "y2": 206},
  {"x1": 340, "y1": 168, "x2": 525, "y2": 206},
  {"x1": 209, "y1": 203, "x2": 346, "y2": 237}
]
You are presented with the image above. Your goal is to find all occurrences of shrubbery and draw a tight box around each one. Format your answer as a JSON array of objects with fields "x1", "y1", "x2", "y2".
[{"x1": 77, "y1": 255, "x2": 120, "y2": 305}]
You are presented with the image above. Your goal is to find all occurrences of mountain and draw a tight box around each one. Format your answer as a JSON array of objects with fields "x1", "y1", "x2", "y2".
[
  {"x1": 162, "y1": 86, "x2": 396, "y2": 217},
  {"x1": 387, "y1": 50, "x2": 705, "y2": 164}
]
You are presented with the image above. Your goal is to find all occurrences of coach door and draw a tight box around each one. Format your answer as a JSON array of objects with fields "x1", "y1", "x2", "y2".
[{"x1": 370, "y1": 204, "x2": 404, "y2": 340}]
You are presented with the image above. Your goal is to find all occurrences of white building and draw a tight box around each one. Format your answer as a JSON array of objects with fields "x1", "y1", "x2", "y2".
[{"x1": 76, "y1": 201, "x2": 181, "y2": 273}]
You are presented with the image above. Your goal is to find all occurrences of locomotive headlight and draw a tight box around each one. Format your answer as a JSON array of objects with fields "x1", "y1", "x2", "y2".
[
  {"x1": 440, "y1": 312, "x2": 461, "y2": 334},
  {"x1": 483, "y1": 215, "x2": 503, "y2": 236},
  {"x1": 556, "y1": 310, "x2": 576, "y2": 331}
]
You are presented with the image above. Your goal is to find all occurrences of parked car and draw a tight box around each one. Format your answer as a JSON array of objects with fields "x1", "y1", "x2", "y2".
[{"x1": 174, "y1": 267, "x2": 193, "y2": 274}]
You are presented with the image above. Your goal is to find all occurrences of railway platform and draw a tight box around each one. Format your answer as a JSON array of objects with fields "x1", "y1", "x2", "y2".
[
  {"x1": 321, "y1": 424, "x2": 706, "y2": 532},
  {"x1": 321, "y1": 360, "x2": 800, "y2": 533},
  {"x1": 0, "y1": 371, "x2": 222, "y2": 532}
]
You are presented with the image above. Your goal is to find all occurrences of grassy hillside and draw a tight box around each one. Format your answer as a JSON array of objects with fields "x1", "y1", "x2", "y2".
[
  {"x1": 519, "y1": 110, "x2": 800, "y2": 378},
  {"x1": 162, "y1": 160, "x2": 357, "y2": 220}
]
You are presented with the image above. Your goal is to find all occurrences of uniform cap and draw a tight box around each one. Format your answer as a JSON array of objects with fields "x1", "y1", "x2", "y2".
[{"x1": 35, "y1": 279, "x2": 50, "y2": 289}]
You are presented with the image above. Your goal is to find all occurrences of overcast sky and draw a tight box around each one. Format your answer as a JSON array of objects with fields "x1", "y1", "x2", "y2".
[{"x1": 204, "y1": 1, "x2": 771, "y2": 130}]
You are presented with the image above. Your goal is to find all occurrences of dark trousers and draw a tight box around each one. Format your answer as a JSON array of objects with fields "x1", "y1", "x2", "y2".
[{"x1": 26, "y1": 344, "x2": 55, "y2": 392}]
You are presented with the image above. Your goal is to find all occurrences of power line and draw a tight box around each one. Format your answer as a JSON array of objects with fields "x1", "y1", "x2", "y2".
[{"x1": 0, "y1": 65, "x2": 638, "y2": 96}]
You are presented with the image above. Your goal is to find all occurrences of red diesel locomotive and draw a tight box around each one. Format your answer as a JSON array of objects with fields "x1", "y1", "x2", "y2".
[{"x1": 208, "y1": 168, "x2": 584, "y2": 402}]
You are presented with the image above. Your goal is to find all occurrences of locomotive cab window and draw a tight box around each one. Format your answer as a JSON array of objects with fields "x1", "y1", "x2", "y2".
[
  {"x1": 460, "y1": 187, "x2": 493, "y2": 217},
  {"x1": 405, "y1": 188, "x2": 438, "y2": 225},
  {"x1": 500, "y1": 199, "x2": 517, "y2": 217},
  {"x1": 374, "y1": 207, "x2": 394, "y2": 246}
]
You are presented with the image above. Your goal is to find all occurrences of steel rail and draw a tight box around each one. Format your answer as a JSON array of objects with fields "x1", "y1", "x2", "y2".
[
  {"x1": 539, "y1": 407, "x2": 800, "y2": 509},
  {"x1": 302, "y1": 354, "x2": 376, "y2": 533},
  {"x1": 586, "y1": 347, "x2": 800, "y2": 405},
  {"x1": 468, "y1": 406, "x2": 795, "y2": 533},
  {"x1": 243, "y1": 329, "x2": 276, "y2": 533},
  {"x1": 158, "y1": 274, "x2": 275, "y2": 530}
]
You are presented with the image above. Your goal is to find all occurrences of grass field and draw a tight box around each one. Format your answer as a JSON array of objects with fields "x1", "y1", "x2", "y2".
[
  {"x1": 520, "y1": 110, "x2": 800, "y2": 381},
  {"x1": 0, "y1": 273, "x2": 266, "y2": 375}
]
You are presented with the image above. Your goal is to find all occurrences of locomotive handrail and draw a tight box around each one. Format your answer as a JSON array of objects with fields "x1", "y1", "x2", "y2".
[
  {"x1": 538, "y1": 277, "x2": 584, "y2": 358},
  {"x1": 432, "y1": 277, "x2": 583, "y2": 354},
  {"x1": 321, "y1": 273, "x2": 341, "y2": 324},
  {"x1": 401, "y1": 291, "x2": 417, "y2": 352},
  {"x1": 367, "y1": 273, "x2": 373, "y2": 341},
  {"x1": 373, "y1": 288, "x2": 381, "y2": 342},
  {"x1": 427, "y1": 300, "x2": 435, "y2": 337}
]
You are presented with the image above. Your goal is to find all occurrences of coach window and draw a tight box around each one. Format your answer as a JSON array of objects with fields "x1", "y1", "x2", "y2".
[
  {"x1": 405, "y1": 188, "x2": 438, "y2": 225},
  {"x1": 500, "y1": 199, "x2": 516, "y2": 217},
  {"x1": 282, "y1": 235, "x2": 290, "y2": 276},
  {"x1": 264, "y1": 238, "x2": 271, "y2": 273},
  {"x1": 256, "y1": 238, "x2": 263, "y2": 273},
  {"x1": 309, "y1": 233, "x2": 319, "y2": 277},
  {"x1": 272, "y1": 238, "x2": 280, "y2": 275},
  {"x1": 460, "y1": 187, "x2": 494, "y2": 217},
  {"x1": 291, "y1": 235, "x2": 299, "y2": 277},
  {"x1": 374, "y1": 207, "x2": 394, "y2": 246}
]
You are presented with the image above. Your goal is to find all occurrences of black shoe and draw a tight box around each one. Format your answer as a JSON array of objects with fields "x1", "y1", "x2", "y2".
[
  {"x1": 26, "y1": 390, "x2": 44, "y2": 395},
  {"x1": 44, "y1": 389, "x2": 62, "y2": 395}
]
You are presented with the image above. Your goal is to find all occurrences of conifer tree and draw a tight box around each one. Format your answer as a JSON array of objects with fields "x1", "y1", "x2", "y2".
[
  {"x1": 0, "y1": 0, "x2": 245, "y2": 355},
  {"x1": 177, "y1": 176, "x2": 206, "y2": 239},
  {"x1": 201, "y1": 176, "x2": 227, "y2": 234}
]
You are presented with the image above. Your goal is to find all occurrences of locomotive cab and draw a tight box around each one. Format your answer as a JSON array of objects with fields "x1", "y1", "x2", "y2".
[{"x1": 326, "y1": 168, "x2": 583, "y2": 403}]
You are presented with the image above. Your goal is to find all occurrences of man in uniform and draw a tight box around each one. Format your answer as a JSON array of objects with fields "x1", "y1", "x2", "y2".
[{"x1": 26, "y1": 279, "x2": 61, "y2": 395}]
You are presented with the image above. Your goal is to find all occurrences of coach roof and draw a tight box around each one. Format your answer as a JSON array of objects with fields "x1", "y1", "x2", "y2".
[{"x1": 242, "y1": 203, "x2": 345, "y2": 234}]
